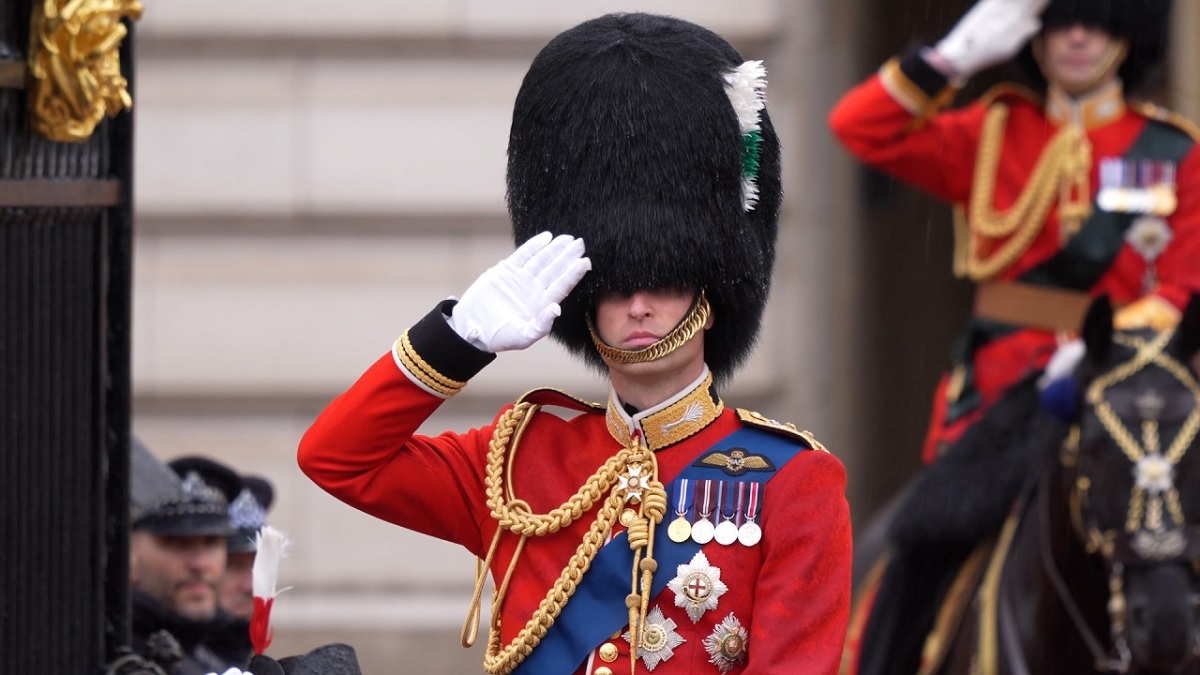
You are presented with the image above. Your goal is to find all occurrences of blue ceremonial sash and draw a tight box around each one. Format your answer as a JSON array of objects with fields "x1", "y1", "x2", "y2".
[{"x1": 512, "y1": 426, "x2": 808, "y2": 674}]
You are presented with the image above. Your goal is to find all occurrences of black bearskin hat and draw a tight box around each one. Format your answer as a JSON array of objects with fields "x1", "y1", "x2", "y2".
[
  {"x1": 1016, "y1": 0, "x2": 1172, "y2": 93},
  {"x1": 506, "y1": 12, "x2": 781, "y2": 381}
]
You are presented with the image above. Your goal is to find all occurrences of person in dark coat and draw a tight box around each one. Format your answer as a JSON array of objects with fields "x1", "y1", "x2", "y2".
[{"x1": 129, "y1": 440, "x2": 244, "y2": 675}]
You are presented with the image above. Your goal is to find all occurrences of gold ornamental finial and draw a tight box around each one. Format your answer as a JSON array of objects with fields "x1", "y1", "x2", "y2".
[{"x1": 28, "y1": 0, "x2": 144, "y2": 142}]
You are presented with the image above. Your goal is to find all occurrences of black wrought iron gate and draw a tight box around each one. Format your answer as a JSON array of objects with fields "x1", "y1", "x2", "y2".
[{"x1": 1, "y1": 0, "x2": 136, "y2": 671}]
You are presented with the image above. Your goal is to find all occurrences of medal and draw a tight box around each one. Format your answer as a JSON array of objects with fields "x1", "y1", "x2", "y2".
[
  {"x1": 714, "y1": 481, "x2": 740, "y2": 546},
  {"x1": 622, "y1": 605, "x2": 685, "y2": 671},
  {"x1": 668, "y1": 478, "x2": 693, "y2": 543},
  {"x1": 714, "y1": 519, "x2": 738, "y2": 545},
  {"x1": 738, "y1": 482, "x2": 762, "y2": 547},
  {"x1": 620, "y1": 508, "x2": 637, "y2": 528},
  {"x1": 668, "y1": 551, "x2": 728, "y2": 623},
  {"x1": 691, "y1": 480, "x2": 715, "y2": 545},
  {"x1": 1098, "y1": 157, "x2": 1179, "y2": 216},
  {"x1": 703, "y1": 613, "x2": 749, "y2": 673}
]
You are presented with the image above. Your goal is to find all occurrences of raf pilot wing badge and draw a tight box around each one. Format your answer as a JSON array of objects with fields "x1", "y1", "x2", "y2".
[{"x1": 694, "y1": 447, "x2": 775, "y2": 477}]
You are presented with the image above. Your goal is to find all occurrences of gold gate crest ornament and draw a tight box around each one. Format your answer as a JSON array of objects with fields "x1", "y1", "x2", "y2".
[{"x1": 29, "y1": 0, "x2": 144, "y2": 142}]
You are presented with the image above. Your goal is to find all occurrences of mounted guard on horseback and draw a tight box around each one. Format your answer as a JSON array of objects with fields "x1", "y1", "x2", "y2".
[{"x1": 829, "y1": 0, "x2": 1200, "y2": 672}]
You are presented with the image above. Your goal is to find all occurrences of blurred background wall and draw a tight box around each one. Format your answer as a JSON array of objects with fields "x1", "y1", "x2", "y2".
[{"x1": 128, "y1": 1, "x2": 1200, "y2": 671}]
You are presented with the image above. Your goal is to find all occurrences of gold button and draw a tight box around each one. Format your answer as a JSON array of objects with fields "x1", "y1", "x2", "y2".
[
  {"x1": 594, "y1": 668, "x2": 613, "y2": 675},
  {"x1": 598, "y1": 642, "x2": 619, "y2": 663},
  {"x1": 620, "y1": 508, "x2": 636, "y2": 527}
]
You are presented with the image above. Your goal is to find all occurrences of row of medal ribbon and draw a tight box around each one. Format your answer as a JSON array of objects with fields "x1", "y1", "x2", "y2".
[{"x1": 667, "y1": 478, "x2": 763, "y2": 547}]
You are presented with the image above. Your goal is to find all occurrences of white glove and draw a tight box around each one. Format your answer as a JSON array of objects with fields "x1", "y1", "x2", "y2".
[
  {"x1": 448, "y1": 231, "x2": 591, "y2": 352},
  {"x1": 932, "y1": 0, "x2": 1050, "y2": 78},
  {"x1": 1037, "y1": 338, "x2": 1084, "y2": 391}
]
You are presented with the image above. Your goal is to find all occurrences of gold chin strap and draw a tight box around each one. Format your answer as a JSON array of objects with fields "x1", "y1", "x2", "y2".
[{"x1": 589, "y1": 291, "x2": 711, "y2": 364}]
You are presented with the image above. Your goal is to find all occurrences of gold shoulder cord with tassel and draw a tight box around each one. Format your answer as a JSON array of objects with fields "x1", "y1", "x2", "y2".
[
  {"x1": 461, "y1": 402, "x2": 668, "y2": 675},
  {"x1": 953, "y1": 103, "x2": 1093, "y2": 282}
]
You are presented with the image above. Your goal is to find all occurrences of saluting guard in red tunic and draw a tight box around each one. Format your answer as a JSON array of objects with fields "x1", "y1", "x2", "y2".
[
  {"x1": 299, "y1": 13, "x2": 852, "y2": 675},
  {"x1": 829, "y1": 0, "x2": 1200, "y2": 673},
  {"x1": 831, "y1": 0, "x2": 1200, "y2": 464}
]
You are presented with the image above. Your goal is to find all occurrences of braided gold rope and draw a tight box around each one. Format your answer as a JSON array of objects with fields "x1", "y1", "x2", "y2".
[
  {"x1": 1088, "y1": 331, "x2": 1200, "y2": 464},
  {"x1": 1146, "y1": 494, "x2": 1165, "y2": 530},
  {"x1": 589, "y1": 292, "x2": 711, "y2": 364},
  {"x1": 1127, "y1": 485, "x2": 1145, "y2": 533},
  {"x1": 1165, "y1": 488, "x2": 1186, "y2": 529},
  {"x1": 956, "y1": 104, "x2": 1092, "y2": 281},
  {"x1": 472, "y1": 402, "x2": 661, "y2": 674},
  {"x1": 623, "y1": 451, "x2": 667, "y2": 673},
  {"x1": 1084, "y1": 330, "x2": 1200, "y2": 533}
]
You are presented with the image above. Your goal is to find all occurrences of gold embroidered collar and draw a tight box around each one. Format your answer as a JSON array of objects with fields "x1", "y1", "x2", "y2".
[
  {"x1": 606, "y1": 368, "x2": 724, "y2": 451},
  {"x1": 1045, "y1": 79, "x2": 1125, "y2": 130}
]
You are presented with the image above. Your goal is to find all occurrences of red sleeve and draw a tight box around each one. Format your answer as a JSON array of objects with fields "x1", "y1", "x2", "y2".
[
  {"x1": 747, "y1": 449, "x2": 852, "y2": 674},
  {"x1": 297, "y1": 302, "x2": 499, "y2": 556},
  {"x1": 1152, "y1": 143, "x2": 1200, "y2": 310},
  {"x1": 297, "y1": 353, "x2": 495, "y2": 555},
  {"x1": 829, "y1": 71, "x2": 982, "y2": 205}
]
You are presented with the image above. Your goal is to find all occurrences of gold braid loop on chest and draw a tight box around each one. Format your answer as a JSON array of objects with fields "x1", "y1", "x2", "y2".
[
  {"x1": 954, "y1": 104, "x2": 1093, "y2": 282},
  {"x1": 462, "y1": 401, "x2": 667, "y2": 675},
  {"x1": 1084, "y1": 332, "x2": 1200, "y2": 533}
]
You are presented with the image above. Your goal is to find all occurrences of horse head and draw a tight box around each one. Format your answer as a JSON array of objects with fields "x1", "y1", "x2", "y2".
[{"x1": 1066, "y1": 294, "x2": 1200, "y2": 673}]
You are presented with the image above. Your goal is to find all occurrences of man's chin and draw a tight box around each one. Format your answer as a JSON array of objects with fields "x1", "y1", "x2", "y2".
[{"x1": 174, "y1": 597, "x2": 217, "y2": 622}]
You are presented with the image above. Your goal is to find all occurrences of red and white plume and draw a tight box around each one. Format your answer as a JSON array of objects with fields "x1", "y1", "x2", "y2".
[{"x1": 250, "y1": 525, "x2": 292, "y2": 655}]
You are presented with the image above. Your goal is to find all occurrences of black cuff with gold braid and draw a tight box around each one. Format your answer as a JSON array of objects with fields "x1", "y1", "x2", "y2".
[
  {"x1": 899, "y1": 45, "x2": 951, "y2": 99},
  {"x1": 394, "y1": 299, "x2": 496, "y2": 397},
  {"x1": 880, "y1": 45, "x2": 956, "y2": 117}
]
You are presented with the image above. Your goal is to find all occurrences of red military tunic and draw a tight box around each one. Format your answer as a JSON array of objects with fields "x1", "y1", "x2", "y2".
[
  {"x1": 298, "y1": 303, "x2": 852, "y2": 674},
  {"x1": 829, "y1": 52, "x2": 1200, "y2": 461}
]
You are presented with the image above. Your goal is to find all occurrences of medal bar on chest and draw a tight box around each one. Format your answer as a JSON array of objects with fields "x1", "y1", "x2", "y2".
[
  {"x1": 691, "y1": 479, "x2": 716, "y2": 544},
  {"x1": 714, "y1": 480, "x2": 740, "y2": 546},
  {"x1": 738, "y1": 482, "x2": 762, "y2": 546},
  {"x1": 668, "y1": 478, "x2": 693, "y2": 543}
]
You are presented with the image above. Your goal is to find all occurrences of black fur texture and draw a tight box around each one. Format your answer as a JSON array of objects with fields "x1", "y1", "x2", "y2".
[
  {"x1": 506, "y1": 13, "x2": 781, "y2": 382},
  {"x1": 888, "y1": 373, "x2": 1067, "y2": 549},
  {"x1": 1014, "y1": 0, "x2": 1172, "y2": 94}
]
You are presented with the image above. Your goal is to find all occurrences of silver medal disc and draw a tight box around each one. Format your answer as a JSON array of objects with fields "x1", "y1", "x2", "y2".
[
  {"x1": 691, "y1": 518, "x2": 716, "y2": 544},
  {"x1": 714, "y1": 520, "x2": 739, "y2": 546},
  {"x1": 737, "y1": 521, "x2": 762, "y2": 547}
]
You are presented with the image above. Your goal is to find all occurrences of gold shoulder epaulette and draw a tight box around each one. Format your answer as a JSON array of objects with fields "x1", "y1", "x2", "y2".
[
  {"x1": 736, "y1": 408, "x2": 828, "y2": 452},
  {"x1": 1131, "y1": 101, "x2": 1200, "y2": 143},
  {"x1": 979, "y1": 83, "x2": 1042, "y2": 109},
  {"x1": 515, "y1": 387, "x2": 605, "y2": 413}
]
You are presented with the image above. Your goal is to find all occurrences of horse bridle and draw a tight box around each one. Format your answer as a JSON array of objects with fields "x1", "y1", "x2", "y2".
[{"x1": 1049, "y1": 330, "x2": 1200, "y2": 673}]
